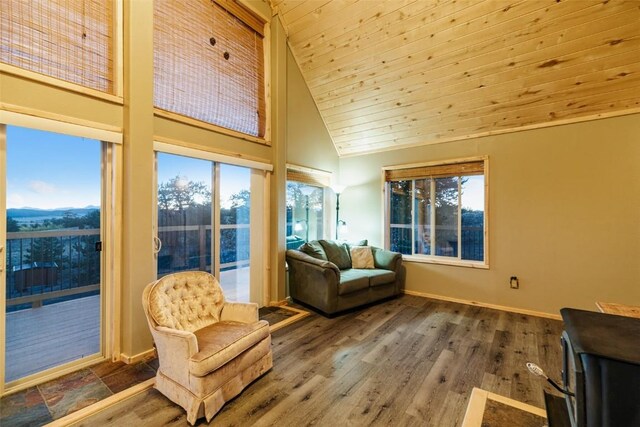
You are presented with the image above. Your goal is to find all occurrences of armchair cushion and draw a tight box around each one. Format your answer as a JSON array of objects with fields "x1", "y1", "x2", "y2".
[
  {"x1": 190, "y1": 320, "x2": 270, "y2": 377},
  {"x1": 319, "y1": 240, "x2": 352, "y2": 269},
  {"x1": 148, "y1": 272, "x2": 224, "y2": 332}
]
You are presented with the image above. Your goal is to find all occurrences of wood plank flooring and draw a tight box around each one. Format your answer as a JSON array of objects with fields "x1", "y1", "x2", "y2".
[{"x1": 74, "y1": 295, "x2": 564, "y2": 426}]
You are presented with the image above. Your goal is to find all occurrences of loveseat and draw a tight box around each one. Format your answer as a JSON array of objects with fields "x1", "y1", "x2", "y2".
[{"x1": 286, "y1": 240, "x2": 405, "y2": 315}]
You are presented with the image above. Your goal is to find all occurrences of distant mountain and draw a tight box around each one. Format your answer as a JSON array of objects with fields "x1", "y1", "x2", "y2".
[{"x1": 7, "y1": 207, "x2": 99, "y2": 218}]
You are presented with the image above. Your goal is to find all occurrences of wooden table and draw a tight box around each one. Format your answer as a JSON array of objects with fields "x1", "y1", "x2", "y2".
[{"x1": 596, "y1": 302, "x2": 640, "y2": 319}]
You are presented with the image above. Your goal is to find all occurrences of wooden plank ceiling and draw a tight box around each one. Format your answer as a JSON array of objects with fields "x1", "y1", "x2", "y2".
[{"x1": 271, "y1": 0, "x2": 640, "y2": 156}]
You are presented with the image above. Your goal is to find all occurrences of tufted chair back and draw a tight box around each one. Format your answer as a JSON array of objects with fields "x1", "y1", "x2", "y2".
[{"x1": 146, "y1": 271, "x2": 225, "y2": 332}]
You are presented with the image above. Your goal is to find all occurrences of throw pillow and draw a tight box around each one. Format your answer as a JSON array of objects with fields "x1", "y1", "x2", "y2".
[
  {"x1": 299, "y1": 241, "x2": 328, "y2": 260},
  {"x1": 318, "y1": 240, "x2": 352, "y2": 269},
  {"x1": 350, "y1": 246, "x2": 375, "y2": 269}
]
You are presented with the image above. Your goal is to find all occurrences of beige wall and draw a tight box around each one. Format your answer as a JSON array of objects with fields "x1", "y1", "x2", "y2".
[
  {"x1": 286, "y1": 49, "x2": 339, "y2": 174},
  {"x1": 339, "y1": 114, "x2": 640, "y2": 315},
  {"x1": 0, "y1": 0, "x2": 282, "y2": 359}
]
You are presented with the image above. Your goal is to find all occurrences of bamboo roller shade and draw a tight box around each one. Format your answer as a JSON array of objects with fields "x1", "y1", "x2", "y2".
[
  {"x1": 385, "y1": 161, "x2": 484, "y2": 181},
  {"x1": 154, "y1": 0, "x2": 266, "y2": 138},
  {"x1": 287, "y1": 168, "x2": 330, "y2": 187},
  {"x1": 0, "y1": 0, "x2": 114, "y2": 93}
]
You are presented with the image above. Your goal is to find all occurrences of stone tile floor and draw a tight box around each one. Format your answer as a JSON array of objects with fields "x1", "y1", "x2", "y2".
[
  {"x1": 0, "y1": 357, "x2": 157, "y2": 427},
  {"x1": 0, "y1": 305, "x2": 300, "y2": 427}
]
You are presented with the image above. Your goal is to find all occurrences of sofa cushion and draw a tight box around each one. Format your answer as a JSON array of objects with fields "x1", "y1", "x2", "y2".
[
  {"x1": 189, "y1": 320, "x2": 270, "y2": 376},
  {"x1": 299, "y1": 241, "x2": 328, "y2": 260},
  {"x1": 350, "y1": 246, "x2": 375, "y2": 269},
  {"x1": 338, "y1": 269, "x2": 369, "y2": 295},
  {"x1": 356, "y1": 269, "x2": 397, "y2": 287},
  {"x1": 319, "y1": 240, "x2": 352, "y2": 269}
]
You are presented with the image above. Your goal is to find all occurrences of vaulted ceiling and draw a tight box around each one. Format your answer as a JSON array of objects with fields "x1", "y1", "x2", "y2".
[{"x1": 271, "y1": 0, "x2": 640, "y2": 157}]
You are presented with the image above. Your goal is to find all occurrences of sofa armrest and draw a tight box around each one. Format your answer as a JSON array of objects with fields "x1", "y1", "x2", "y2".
[
  {"x1": 220, "y1": 301, "x2": 259, "y2": 323},
  {"x1": 151, "y1": 326, "x2": 198, "y2": 387},
  {"x1": 372, "y1": 247, "x2": 403, "y2": 271},
  {"x1": 286, "y1": 249, "x2": 341, "y2": 313}
]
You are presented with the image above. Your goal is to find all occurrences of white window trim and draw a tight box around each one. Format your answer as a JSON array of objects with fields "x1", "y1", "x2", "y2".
[{"x1": 382, "y1": 155, "x2": 489, "y2": 269}]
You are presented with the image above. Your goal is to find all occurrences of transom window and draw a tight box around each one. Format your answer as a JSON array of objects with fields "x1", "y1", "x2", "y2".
[{"x1": 384, "y1": 157, "x2": 488, "y2": 267}]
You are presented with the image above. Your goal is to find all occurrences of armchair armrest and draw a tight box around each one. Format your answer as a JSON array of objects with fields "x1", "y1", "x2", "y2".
[
  {"x1": 151, "y1": 326, "x2": 198, "y2": 387},
  {"x1": 372, "y1": 248, "x2": 402, "y2": 271},
  {"x1": 220, "y1": 301, "x2": 259, "y2": 323}
]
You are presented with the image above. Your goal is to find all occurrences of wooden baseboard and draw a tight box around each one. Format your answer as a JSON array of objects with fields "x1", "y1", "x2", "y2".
[
  {"x1": 462, "y1": 387, "x2": 546, "y2": 427},
  {"x1": 44, "y1": 378, "x2": 155, "y2": 427},
  {"x1": 268, "y1": 304, "x2": 311, "y2": 333},
  {"x1": 119, "y1": 348, "x2": 156, "y2": 364},
  {"x1": 403, "y1": 290, "x2": 561, "y2": 320}
]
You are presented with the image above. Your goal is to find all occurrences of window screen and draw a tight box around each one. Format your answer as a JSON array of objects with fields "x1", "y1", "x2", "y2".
[
  {"x1": 0, "y1": 0, "x2": 114, "y2": 93},
  {"x1": 154, "y1": 0, "x2": 266, "y2": 138}
]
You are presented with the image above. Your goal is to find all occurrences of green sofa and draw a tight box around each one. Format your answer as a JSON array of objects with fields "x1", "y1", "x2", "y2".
[{"x1": 286, "y1": 239, "x2": 405, "y2": 316}]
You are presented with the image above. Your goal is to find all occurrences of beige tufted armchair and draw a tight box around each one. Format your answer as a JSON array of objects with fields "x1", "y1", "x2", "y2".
[{"x1": 142, "y1": 271, "x2": 272, "y2": 425}]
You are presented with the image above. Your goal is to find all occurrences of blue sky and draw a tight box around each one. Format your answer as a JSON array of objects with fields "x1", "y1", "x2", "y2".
[
  {"x1": 6, "y1": 126, "x2": 251, "y2": 210},
  {"x1": 7, "y1": 126, "x2": 100, "y2": 209}
]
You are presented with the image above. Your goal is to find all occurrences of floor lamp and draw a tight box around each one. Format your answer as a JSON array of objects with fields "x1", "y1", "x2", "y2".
[
  {"x1": 300, "y1": 186, "x2": 315, "y2": 241},
  {"x1": 331, "y1": 184, "x2": 346, "y2": 239}
]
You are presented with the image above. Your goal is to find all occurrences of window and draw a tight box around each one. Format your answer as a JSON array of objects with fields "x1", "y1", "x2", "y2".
[
  {"x1": 1, "y1": 0, "x2": 114, "y2": 93},
  {"x1": 286, "y1": 166, "x2": 329, "y2": 247},
  {"x1": 154, "y1": 0, "x2": 266, "y2": 137},
  {"x1": 384, "y1": 158, "x2": 488, "y2": 267}
]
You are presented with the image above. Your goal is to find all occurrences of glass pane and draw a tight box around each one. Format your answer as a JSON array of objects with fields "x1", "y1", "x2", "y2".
[
  {"x1": 461, "y1": 175, "x2": 484, "y2": 261},
  {"x1": 435, "y1": 177, "x2": 459, "y2": 257},
  {"x1": 219, "y1": 165, "x2": 251, "y2": 302},
  {"x1": 389, "y1": 180, "x2": 412, "y2": 254},
  {"x1": 5, "y1": 126, "x2": 101, "y2": 383},
  {"x1": 157, "y1": 154, "x2": 212, "y2": 277},
  {"x1": 286, "y1": 182, "x2": 324, "y2": 247},
  {"x1": 414, "y1": 178, "x2": 431, "y2": 255}
]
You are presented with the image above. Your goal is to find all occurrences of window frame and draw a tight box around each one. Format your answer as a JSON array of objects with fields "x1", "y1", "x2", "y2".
[
  {"x1": 285, "y1": 164, "x2": 332, "y2": 242},
  {"x1": 0, "y1": 112, "x2": 122, "y2": 395},
  {"x1": 383, "y1": 156, "x2": 489, "y2": 269},
  {"x1": 152, "y1": 141, "x2": 272, "y2": 306}
]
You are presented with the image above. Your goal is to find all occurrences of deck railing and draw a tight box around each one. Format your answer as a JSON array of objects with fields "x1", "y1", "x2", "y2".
[{"x1": 5, "y1": 224, "x2": 250, "y2": 310}]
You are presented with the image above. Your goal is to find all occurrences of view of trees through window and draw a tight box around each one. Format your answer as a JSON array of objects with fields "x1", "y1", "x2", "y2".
[
  {"x1": 389, "y1": 174, "x2": 485, "y2": 262},
  {"x1": 286, "y1": 182, "x2": 324, "y2": 249},
  {"x1": 155, "y1": 154, "x2": 252, "y2": 302}
]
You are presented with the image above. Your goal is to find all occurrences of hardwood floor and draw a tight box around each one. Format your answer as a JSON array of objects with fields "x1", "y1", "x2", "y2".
[{"x1": 76, "y1": 295, "x2": 564, "y2": 426}]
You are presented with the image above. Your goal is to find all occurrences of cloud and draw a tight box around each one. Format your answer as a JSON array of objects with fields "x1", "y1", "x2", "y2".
[
  {"x1": 7, "y1": 193, "x2": 25, "y2": 208},
  {"x1": 28, "y1": 180, "x2": 56, "y2": 194}
]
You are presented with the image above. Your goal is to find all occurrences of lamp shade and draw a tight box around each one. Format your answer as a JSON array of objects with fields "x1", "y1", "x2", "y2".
[{"x1": 331, "y1": 184, "x2": 347, "y2": 194}]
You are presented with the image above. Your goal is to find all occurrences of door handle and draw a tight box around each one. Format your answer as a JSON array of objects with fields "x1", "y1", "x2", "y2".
[{"x1": 153, "y1": 236, "x2": 162, "y2": 254}]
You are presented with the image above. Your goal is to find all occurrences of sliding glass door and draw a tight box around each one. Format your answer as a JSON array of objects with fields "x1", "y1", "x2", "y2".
[
  {"x1": 155, "y1": 153, "x2": 252, "y2": 303},
  {"x1": 2, "y1": 126, "x2": 103, "y2": 385}
]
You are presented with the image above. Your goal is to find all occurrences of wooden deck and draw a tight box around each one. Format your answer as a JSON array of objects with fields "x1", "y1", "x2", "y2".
[
  {"x1": 5, "y1": 268, "x2": 249, "y2": 383},
  {"x1": 5, "y1": 295, "x2": 100, "y2": 383}
]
